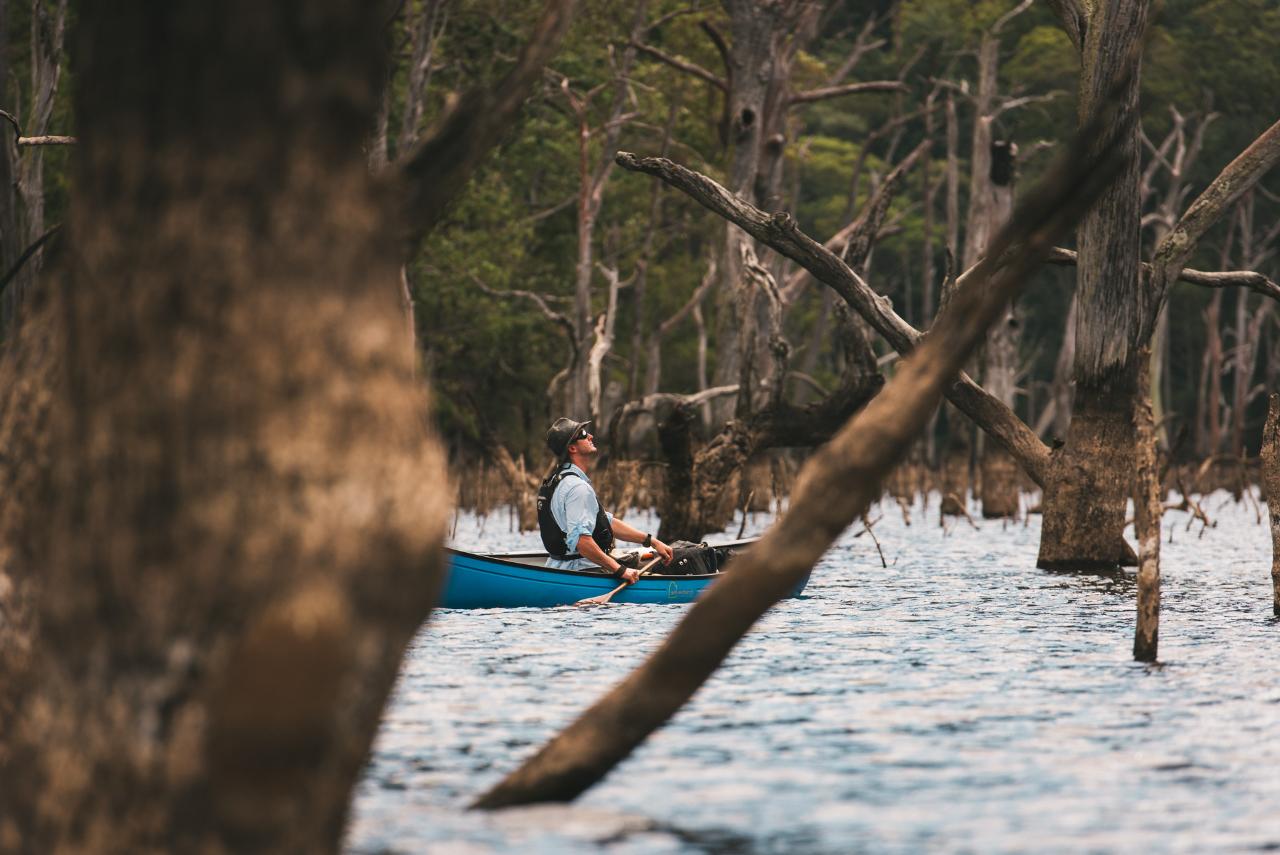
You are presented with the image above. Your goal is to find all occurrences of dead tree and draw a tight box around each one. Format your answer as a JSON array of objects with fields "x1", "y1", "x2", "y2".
[
  {"x1": 1262, "y1": 394, "x2": 1280, "y2": 617},
  {"x1": 639, "y1": 141, "x2": 931, "y2": 542},
  {"x1": 1140, "y1": 105, "x2": 1216, "y2": 446},
  {"x1": 1037, "y1": 0, "x2": 1150, "y2": 572},
  {"x1": 1132, "y1": 352, "x2": 1161, "y2": 661},
  {"x1": 638, "y1": 2, "x2": 902, "y2": 422},
  {"x1": 950, "y1": 2, "x2": 1052, "y2": 518},
  {"x1": 1227, "y1": 190, "x2": 1280, "y2": 459},
  {"x1": 0, "y1": 0, "x2": 575, "y2": 850},
  {"x1": 472, "y1": 106, "x2": 1126, "y2": 809},
  {"x1": 0, "y1": 0, "x2": 70, "y2": 331}
]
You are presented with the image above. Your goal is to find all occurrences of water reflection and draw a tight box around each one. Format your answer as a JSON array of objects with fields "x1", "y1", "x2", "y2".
[{"x1": 348, "y1": 490, "x2": 1280, "y2": 853}]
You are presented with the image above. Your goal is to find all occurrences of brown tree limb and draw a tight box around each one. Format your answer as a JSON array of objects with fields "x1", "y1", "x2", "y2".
[
  {"x1": 398, "y1": 0, "x2": 578, "y2": 243},
  {"x1": 1044, "y1": 246, "x2": 1280, "y2": 303},
  {"x1": 473, "y1": 105, "x2": 1127, "y2": 809},
  {"x1": 782, "y1": 137, "x2": 930, "y2": 303},
  {"x1": 630, "y1": 41, "x2": 727, "y2": 91},
  {"x1": 613, "y1": 150, "x2": 1055, "y2": 486},
  {"x1": 16, "y1": 135, "x2": 75, "y2": 146},
  {"x1": 787, "y1": 79, "x2": 906, "y2": 106}
]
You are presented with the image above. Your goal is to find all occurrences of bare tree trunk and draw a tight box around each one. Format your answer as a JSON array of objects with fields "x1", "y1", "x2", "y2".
[
  {"x1": 1204, "y1": 289, "x2": 1225, "y2": 455},
  {"x1": 710, "y1": 1, "x2": 784, "y2": 423},
  {"x1": 1038, "y1": 0, "x2": 1148, "y2": 572},
  {"x1": 945, "y1": 92, "x2": 960, "y2": 265},
  {"x1": 0, "y1": 0, "x2": 21, "y2": 332},
  {"x1": 1132, "y1": 352, "x2": 1161, "y2": 660},
  {"x1": 1263, "y1": 393, "x2": 1280, "y2": 616},
  {"x1": 1035, "y1": 290, "x2": 1077, "y2": 441},
  {"x1": 588, "y1": 265, "x2": 624, "y2": 423},
  {"x1": 979, "y1": 141, "x2": 1020, "y2": 518},
  {"x1": 17, "y1": 0, "x2": 68, "y2": 249},
  {"x1": 562, "y1": 9, "x2": 643, "y2": 417}
]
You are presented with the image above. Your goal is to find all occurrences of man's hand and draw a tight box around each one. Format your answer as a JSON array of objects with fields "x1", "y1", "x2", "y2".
[
  {"x1": 619, "y1": 567, "x2": 641, "y2": 584},
  {"x1": 651, "y1": 538, "x2": 674, "y2": 565}
]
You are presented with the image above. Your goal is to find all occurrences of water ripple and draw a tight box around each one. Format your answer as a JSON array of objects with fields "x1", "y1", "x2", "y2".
[{"x1": 348, "y1": 491, "x2": 1280, "y2": 853}]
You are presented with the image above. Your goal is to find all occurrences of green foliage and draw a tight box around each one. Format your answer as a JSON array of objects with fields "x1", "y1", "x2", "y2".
[{"x1": 19, "y1": 0, "x2": 1277, "y2": 457}]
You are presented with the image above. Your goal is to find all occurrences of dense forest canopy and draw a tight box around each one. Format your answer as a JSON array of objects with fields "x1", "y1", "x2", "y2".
[
  {"x1": 2, "y1": 1, "x2": 1275, "y2": 464},
  {"x1": 369, "y1": 0, "x2": 1279, "y2": 463}
]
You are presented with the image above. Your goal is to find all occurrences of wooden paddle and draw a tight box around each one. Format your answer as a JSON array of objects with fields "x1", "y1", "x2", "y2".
[{"x1": 575, "y1": 555, "x2": 662, "y2": 606}]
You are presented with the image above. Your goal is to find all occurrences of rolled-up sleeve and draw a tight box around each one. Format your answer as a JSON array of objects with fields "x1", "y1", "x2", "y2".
[{"x1": 555, "y1": 479, "x2": 600, "y2": 552}]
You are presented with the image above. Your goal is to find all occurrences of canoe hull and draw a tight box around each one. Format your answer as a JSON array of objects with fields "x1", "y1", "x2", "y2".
[{"x1": 439, "y1": 545, "x2": 809, "y2": 609}]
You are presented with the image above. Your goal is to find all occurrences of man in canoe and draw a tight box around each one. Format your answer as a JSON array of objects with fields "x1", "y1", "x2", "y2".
[{"x1": 538, "y1": 417, "x2": 674, "y2": 582}]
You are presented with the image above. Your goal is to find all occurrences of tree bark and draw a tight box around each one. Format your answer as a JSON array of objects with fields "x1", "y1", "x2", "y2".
[
  {"x1": 978, "y1": 142, "x2": 1019, "y2": 518},
  {"x1": 1132, "y1": 353, "x2": 1161, "y2": 661},
  {"x1": 0, "y1": 1, "x2": 574, "y2": 850},
  {"x1": 1038, "y1": 0, "x2": 1148, "y2": 572},
  {"x1": 0, "y1": 0, "x2": 20, "y2": 332}
]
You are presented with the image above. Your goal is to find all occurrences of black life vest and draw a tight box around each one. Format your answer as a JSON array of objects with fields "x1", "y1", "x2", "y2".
[{"x1": 537, "y1": 464, "x2": 615, "y2": 559}]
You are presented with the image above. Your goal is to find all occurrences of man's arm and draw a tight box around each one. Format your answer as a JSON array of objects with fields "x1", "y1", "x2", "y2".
[
  {"x1": 576, "y1": 535, "x2": 639, "y2": 583},
  {"x1": 610, "y1": 517, "x2": 674, "y2": 565}
]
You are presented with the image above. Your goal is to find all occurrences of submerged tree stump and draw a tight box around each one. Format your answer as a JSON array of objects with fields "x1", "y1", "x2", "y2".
[
  {"x1": 1132, "y1": 356, "x2": 1161, "y2": 662},
  {"x1": 1262, "y1": 394, "x2": 1280, "y2": 617}
]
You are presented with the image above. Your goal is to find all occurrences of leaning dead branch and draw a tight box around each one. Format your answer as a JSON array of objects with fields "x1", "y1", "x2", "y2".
[
  {"x1": 613, "y1": 150, "x2": 1055, "y2": 488},
  {"x1": 472, "y1": 97, "x2": 1127, "y2": 810}
]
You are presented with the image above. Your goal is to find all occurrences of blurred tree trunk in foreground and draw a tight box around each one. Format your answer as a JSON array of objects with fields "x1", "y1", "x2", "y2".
[{"x1": 0, "y1": 0, "x2": 571, "y2": 850}]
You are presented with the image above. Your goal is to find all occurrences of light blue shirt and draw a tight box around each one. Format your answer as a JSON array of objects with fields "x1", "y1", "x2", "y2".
[{"x1": 545, "y1": 463, "x2": 614, "y2": 571}]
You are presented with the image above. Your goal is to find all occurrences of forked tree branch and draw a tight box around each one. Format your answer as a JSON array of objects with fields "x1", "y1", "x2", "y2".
[
  {"x1": 1044, "y1": 246, "x2": 1280, "y2": 303},
  {"x1": 782, "y1": 137, "x2": 929, "y2": 303},
  {"x1": 611, "y1": 150, "x2": 1056, "y2": 486},
  {"x1": 630, "y1": 41, "x2": 727, "y2": 91},
  {"x1": 0, "y1": 109, "x2": 76, "y2": 145}
]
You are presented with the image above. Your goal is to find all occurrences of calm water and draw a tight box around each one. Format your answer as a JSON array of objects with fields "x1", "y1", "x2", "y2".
[{"x1": 347, "y1": 491, "x2": 1280, "y2": 853}]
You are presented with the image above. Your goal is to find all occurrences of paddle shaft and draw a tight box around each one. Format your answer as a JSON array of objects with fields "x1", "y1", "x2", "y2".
[{"x1": 578, "y1": 555, "x2": 661, "y2": 606}]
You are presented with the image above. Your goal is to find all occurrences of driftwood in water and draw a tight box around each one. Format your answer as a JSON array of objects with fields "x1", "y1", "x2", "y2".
[{"x1": 472, "y1": 96, "x2": 1127, "y2": 810}]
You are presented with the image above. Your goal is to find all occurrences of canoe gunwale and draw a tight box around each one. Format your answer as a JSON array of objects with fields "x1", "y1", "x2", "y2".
[{"x1": 445, "y1": 537, "x2": 757, "y2": 582}]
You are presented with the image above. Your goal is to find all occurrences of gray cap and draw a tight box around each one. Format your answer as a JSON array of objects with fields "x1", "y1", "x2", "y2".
[{"x1": 546, "y1": 417, "x2": 592, "y2": 459}]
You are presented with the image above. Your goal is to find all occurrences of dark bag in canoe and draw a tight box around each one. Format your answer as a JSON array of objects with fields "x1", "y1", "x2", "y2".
[{"x1": 666, "y1": 540, "x2": 723, "y2": 576}]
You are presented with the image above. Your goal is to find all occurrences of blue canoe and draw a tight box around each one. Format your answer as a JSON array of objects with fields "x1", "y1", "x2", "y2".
[{"x1": 439, "y1": 539, "x2": 810, "y2": 609}]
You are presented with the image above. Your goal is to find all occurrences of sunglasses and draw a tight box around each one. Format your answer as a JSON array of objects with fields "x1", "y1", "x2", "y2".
[{"x1": 576, "y1": 428, "x2": 592, "y2": 441}]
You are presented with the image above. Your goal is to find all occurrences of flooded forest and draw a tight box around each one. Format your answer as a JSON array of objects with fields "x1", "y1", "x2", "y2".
[{"x1": 0, "y1": 0, "x2": 1278, "y2": 852}]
